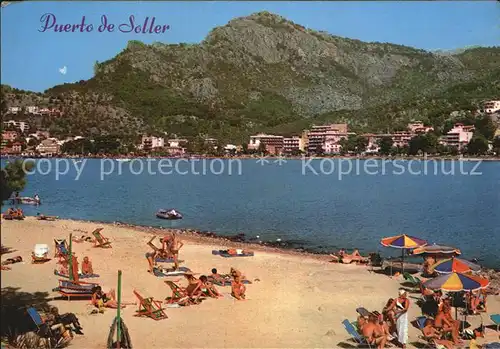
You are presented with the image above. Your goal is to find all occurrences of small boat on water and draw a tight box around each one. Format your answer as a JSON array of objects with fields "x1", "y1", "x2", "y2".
[
  {"x1": 116, "y1": 158, "x2": 131, "y2": 162},
  {"x1": 156, "y1": 208, "x2": 183, "y2": 220},
  {"x1": 10, "y1": 196, "x2": 41, "y2": 205}
]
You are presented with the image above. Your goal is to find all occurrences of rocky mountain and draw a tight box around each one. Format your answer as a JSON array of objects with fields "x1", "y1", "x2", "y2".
[{"x1": 2, "y1": 11, "x2": 499, "y2": 142}]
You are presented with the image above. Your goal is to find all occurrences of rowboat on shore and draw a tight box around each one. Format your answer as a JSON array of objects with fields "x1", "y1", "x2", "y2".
[{"x1": 156, "y1": 209, "x2": 183, "y2": 220}]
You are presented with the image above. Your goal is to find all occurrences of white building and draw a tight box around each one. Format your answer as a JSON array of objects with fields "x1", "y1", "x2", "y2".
[
  {"x1": 440, "y1": 123, "x2": 475, "y2": 150},
  {"x1": 7, "y1": 106, "x2": 20, "y2": 114},
  {"x1": 26, "y1": 106, "x2": 40, "y2": 114},
  {"x1": 3, "y1": 120, "x2": 29, "y2": 133},
  {"x1": 483, "y1": 100, "x2": 500, "y2": 114},
  {"x1": 141, "y1": 135, "x2": 165, "y2": 150}
]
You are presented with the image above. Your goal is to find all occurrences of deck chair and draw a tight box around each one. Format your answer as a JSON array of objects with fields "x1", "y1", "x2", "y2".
[
  {"x1": 164, "y1": 280, "x2": 197, "y2": 306},
  {"x1": 133, "y1": 290, "x2": 168, "y2": 320},
  {"x1": 342, "y1": 319, "x2": 372, "y2": 348},
  {"x1": 27, "y1": 307, "x2": 54, "y2": 338},
  {"x1": 92, "y1": 228, "x2": 111, "y2": 248},
  {"x1": 491, "y1": 314, "x2": 500, "y2": 332},
  {"x1": 54, "y1": 239, "x2": 69, "y2": 259},
  {"x1": 403, "y1": 272, "x2": 422, "y2": 286},
  {"x1": 31, "y1": 253, "x2": 51, "y2": 264}
]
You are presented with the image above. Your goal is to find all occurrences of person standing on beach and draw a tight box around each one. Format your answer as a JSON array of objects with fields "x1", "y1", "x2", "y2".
[
  {"x1": 386, "y1": 289, "x2": 410, "y2": 348},
  {"x1": 169, "y1": 232, "x2": 184, "y2": 270}
]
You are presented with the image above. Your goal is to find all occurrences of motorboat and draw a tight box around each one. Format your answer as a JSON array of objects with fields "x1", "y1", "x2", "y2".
[
  {"x1": 156, "y1": 208, "x2": 183, "y2": 220},
  {"x1": 10, "y1": 196, "x2": 41, "y2": 205},
  {"x1": 116, "y1": 158, "x2": 131, "y2": 162}
]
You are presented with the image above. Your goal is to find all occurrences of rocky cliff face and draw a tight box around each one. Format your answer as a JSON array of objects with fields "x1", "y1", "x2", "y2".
[{"x1": 3, "y1": 11, "x2": 499, "y2": 140}]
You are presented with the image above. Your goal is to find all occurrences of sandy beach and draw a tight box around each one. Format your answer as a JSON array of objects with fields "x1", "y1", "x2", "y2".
[{"x1": 2, "y1": 217, "x2": 499, "y2": 348}]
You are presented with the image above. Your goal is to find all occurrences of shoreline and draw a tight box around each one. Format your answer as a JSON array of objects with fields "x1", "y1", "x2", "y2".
[
  {"x1": 27, "y1": 216, "x2": 500, "y2": 271},
  {"x1": 2, "y1": 155, "x2": 500, "y2": 162},
  {"x1": 2, "y1": 217, "x2": 500, "y2": 349}
]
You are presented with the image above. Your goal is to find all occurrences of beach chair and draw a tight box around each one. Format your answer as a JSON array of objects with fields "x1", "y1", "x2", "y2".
[
  {"x1": 133, "y1": 290, "x2": 168, "y2": 320},
  {"x1": 31, "y1": 253, "x2": 51, "y2": 264},
  {"x1": 54, "y1": 239, "x2": 69, "y2": 260},
  {"x1": 92, "y1": 228, "x2": 111, "y2": 248},
  {"x1": 27, "y1": 307, "x2": 71, "y2": 347},
  {"x1": 55, "y1": 279, "x2": 98, "y2": 300},
  {"x1": 403, "y1": 272, "x2": 422, "y2": 286},
  {"x1": 491, "y1": 314, "x2": 500, "y2": 332},
  {"x1": 164, "y1": 280, "x2": 197, "y2": 306},
  {"x1": 341, "y1": 319, "x2": 372, "y2": 348}
]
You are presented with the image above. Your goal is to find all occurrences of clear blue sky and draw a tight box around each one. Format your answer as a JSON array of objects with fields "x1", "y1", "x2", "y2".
[{"x1": 1, "y1": 1, "x2": 499, "y2": 92}]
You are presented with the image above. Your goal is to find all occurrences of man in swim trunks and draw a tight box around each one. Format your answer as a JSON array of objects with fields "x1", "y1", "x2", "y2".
[
  {"x1": 169, "y1": 232, "x2": 184, "y2": 271},
  {"x1": 362, "y1": 314, "x2": 387, "y2": 349},
  {"x1": 434, "y1": 303, "x2": 461, "y2": 345},
  {"x1": 422, "y1": 319, "x2": 454, "y2": 349}
]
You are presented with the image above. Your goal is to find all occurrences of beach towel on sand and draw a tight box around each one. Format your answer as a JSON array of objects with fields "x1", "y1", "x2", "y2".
[
  {"x1": 155, "y1": 257, "x2": 185, "y2": 264},
  {"x1": 152, "y1": 266, "x2": 191, "y2": 277},
  {"x1": 212, "y1": 250, "x2": 254, "y2": 258},
  {"x1": 54, "y1": 270, "x2": 100, "y2": 279}
]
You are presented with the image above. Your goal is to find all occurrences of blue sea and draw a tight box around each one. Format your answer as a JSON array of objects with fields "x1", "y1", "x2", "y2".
[{"x1": 4, "y1": 157, "x2": 500, "y2": 269}]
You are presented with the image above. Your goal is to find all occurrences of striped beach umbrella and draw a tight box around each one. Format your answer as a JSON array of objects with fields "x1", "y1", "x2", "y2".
[
  {"x1": 423, "y1": 272, "x2": 489, "y2": 292},
  {"x1": 433, "y1": 257, "x2": 481, "y2": 274},
  {"x1": 381, "y1": 234, "x2": 428, "y2": 249},
  {"x1": 381, "y1": 234, "x2": 427, "y2": 273}
]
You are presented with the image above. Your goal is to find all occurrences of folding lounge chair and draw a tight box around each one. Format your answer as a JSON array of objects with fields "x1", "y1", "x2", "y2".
[
  {"x1": 133, "y1": 290, "x2": 168, "y2": 320},
  {"x1": 31, "y1": 253, "x2": 51, "y2": 264},
  {"x1": 55, "y1": 279, "x2": 98, "y2": 300},
  {"x1": 341, "y1": 319, "x2": 372, "y2": 348},
  {"x1": 54, "y1": 239, "x2": 69, "y2": 260},
  {"x1": 491, "y1": 314, "x2": 500, "y2": 332},
  {"x1": 415, "y1": 315, "x2": 448, "y2": 349},
  {"x1": 27, "y1": 307, "x2": 71, "y2": 347},
  {"x1": 403, "y1": 272, "x2": 422, "y2": 287},
  {"x1": 164, "y1": 280, "x2": 197, "y2": 306},
  {"x1": 92, "y1": 228, "x2": 111, "y2": 248}
]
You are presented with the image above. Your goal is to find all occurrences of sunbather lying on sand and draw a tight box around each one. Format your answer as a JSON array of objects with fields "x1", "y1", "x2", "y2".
[
  {"x1": 71, "y1": 235, "x2": 93, "y2": 243},
  {"x1": 330, "y1": 249, "x2": 369, "y2": 264},
  {"x1": 2, "y1": 256, "x2": 23, "y2": 265},
  {"x1": 199, "y1": 275, "x2": 222, "y2": 298},
  {"x1": 37, "y1": 213, "x2": 58, "y2": 221},
  {"x1": 231, "y1": 275, "x2": 246, "y2": 300},
  {"x1": 91, "y1": 286, "x2": 131, "y2": 309}
]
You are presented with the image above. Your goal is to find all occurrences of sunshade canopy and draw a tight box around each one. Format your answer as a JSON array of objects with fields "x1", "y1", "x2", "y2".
[
  {"x1": 433, "y1": 258, "x2": 481, "y2": 274},
  {"x1": 380, "y1": 234, "x2": 428, "y2": 249},
  {"x1": 423, "y1": 272, "x2": 489, "y2": 292}
]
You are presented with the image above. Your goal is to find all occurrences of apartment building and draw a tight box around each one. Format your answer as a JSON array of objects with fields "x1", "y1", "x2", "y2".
[
  {"x1": 248, "y1": 133, "x2": 284, "y2": 155},
  {"x1": 141, "y1": 135, "x2": 165, "y2": 152},
  {"x1": 3, "y1": 120, "x2": 29, "y2": 133},
  {"x1": 440, "y1": 123, "x2": 475, "y2": 150},
  {"x1": 305, "y1": 123, "x2": 349, "y2": 153},
  {"x1": 36, "y1": 139, "x2": 60, "y2": 156},
  {"x1": 283, "y1": 136, "x2": 304, "y2": 154},
  {"x1": 483, "y1": 100, "x2": 500, "y2": 114}
]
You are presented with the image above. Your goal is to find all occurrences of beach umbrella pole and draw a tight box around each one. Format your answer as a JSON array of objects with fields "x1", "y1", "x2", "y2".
[
  {"x1": 69, "y1": 233, "x2": 73, "y2": 281},
  {"x1": 116, "y1": 270, "x2": 122, "y2": 348}
]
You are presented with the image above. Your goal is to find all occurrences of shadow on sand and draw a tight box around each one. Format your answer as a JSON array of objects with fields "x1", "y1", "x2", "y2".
[{"x1": 1, "y1": 287, "x2": 53, "y2": 338}]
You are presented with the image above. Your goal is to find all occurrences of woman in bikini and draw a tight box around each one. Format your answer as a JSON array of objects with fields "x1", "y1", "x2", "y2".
[
  {"x1": 386, "y1": 290, "x2": 410, "y2": 349},
  {"x1": 183, "y1": 272, "x2": 203, "y2": 298},
  {"x1": 199, "y1": 275, "x2": 222, "y2": 298}
]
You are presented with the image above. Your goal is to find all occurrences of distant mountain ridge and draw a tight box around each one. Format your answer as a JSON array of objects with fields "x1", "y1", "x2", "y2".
[{"x1": 2, "y1": 11, "x2": 499, "y2": 142}]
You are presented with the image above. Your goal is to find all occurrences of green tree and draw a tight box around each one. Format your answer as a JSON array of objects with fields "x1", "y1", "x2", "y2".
[
  {"x1": 492, "y1": 136, "x2": 500, "y2": 156},
  {"x1": 377, "y1": 136, "x2": 393, "y2": 155},
  {"x1": 1, "y1": 160, "x2": 35, "y2": 204},
  {"x1": 466, "y1": 133, "x2": 489, "y2": 155},
  {"x1": 339, "y1": 135, "x2": 368, "y2": 154},
  {"x1": 241, "y1": 143, "x2": 249, "y2": 155},
  {"x1": 474, "y1": 115, "x2": 496, "y2": 140},
  {"x1": 409, "y1": 133, "x2": 439, "y2": 155}
]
